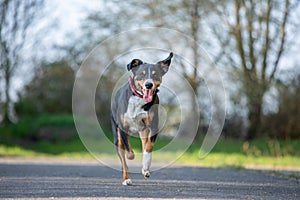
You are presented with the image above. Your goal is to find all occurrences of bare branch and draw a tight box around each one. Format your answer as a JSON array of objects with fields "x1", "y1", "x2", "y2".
[
  {"x1": 261, "y1": 0, "x2": 272, "y2": 82},
  {"x1": 243, "y1": 0, "x2": 257, "y2": 76},
  {"x1": 269, "y1": 0, "x2": 290, "y2": 82},
  {"x1": 234, "y1": 0, "x2": 248, "y2": 72},
  {"x1": 211, "y1": 27, "x2": 232, "y2": 65}
]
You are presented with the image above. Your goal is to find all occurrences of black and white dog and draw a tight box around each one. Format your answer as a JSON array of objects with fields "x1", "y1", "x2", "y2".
[{"x1": 111, "y1": 52, "x2": 173, "y2": 185}]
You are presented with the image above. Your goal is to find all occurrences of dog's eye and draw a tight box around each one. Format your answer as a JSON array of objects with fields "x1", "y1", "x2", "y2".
[
  {"x1": 135, "y1": 72, "x2": 146, "y2": 80},
  {"x1": 152, "y1": 73, "x2": 160, "y2": 80}
]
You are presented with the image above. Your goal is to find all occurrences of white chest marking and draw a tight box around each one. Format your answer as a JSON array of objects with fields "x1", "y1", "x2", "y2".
[{"x1": 124, "y1": 96, "x2": 148, "y2": 133}]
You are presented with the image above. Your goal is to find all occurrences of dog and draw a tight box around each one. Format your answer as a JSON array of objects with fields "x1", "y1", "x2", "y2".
[{"x1": 111, "y1": 52, "x2": 173, "y2": 185}]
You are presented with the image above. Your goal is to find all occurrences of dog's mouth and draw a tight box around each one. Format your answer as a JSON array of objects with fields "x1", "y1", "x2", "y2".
[{"x1": 142, "y1": 89, "x2": 154, "y2": 103}]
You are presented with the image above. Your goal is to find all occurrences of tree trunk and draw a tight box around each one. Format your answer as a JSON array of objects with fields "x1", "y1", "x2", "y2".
[
  {"x1": 191, "y1": 1, "x2": 199, "y2": 93},
  {"x1": 245, "y1": 79, "x2": 265, "y2": 140},
  {"x1": 246, "y1": 101, "x2": 262, "y2": 140},
  {"x1": 3, "y1": 65, "x2": 11, "y2": 124}
]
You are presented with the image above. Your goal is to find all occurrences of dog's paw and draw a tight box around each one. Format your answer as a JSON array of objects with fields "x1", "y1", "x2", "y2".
[
  {"x1": 122, "y1": 179, "x2": 133, "y2": 186},
  {"x1": 126, "y1": 151, "x2": 135, "y2": 160},
  {"x1": 142, "y1": 169, "x2": 151, "y2": 179}
]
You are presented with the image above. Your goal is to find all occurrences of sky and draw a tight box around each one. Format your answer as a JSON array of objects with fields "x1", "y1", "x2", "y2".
[{"x1": 41, "y1": 0, "x2": 97, "y2": 59}]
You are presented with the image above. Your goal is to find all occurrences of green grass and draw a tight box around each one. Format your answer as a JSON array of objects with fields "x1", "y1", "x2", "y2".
[
  {"x1": 1, "y1": 137, "x2": 300, "y2": 170},
  {"x1": 172, "y1": 138, "x2": 300, "y2": 169},
  {"x1": 1, "y1": 114, "x2": 300, "y2": 170},
  {"x1": 0, "y1": 114, "x2": 76, "y2": 143},
  {"x1": 0, "y1": 145, "x2": 44, "y2": 157},
  {"x1": 176, "y1": 152, "x2": 300, "y2": 168}
]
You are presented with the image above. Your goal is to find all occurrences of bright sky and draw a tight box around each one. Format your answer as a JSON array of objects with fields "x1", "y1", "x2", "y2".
[{"x1": 41, "y1": 0, "x2": 100, "y2": 58}]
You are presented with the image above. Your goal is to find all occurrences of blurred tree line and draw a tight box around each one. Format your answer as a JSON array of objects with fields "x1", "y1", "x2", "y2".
[
  {"x1": 15, "y1": 62, "x2": 74, "y2": 115},
  {"x1": 1, "y1": 0, "x2": 300, "y2": 140},
  {"x1": 0, "y1": 0, "x2": 44, "y2": 123}
]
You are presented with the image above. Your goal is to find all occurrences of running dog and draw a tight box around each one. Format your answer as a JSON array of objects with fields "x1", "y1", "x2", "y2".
[{"x1": 111, "y1": 52, "x2": 173, "y2": 185}]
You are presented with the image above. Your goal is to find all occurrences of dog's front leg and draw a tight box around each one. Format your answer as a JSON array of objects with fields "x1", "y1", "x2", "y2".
[
  {"x1": 142, "y1": 145, "x2": 153, "y2": 178},
  {"x1": 139, "y1": 128, "x2": 154, "y2": 178}
]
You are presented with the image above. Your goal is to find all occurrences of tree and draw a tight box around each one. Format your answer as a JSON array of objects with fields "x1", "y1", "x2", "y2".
[
  {"x1": 16, "y1": 62, "x2": 74, "y2": 115},
  {"x1": 212, "y1": 0, "x2": 299, "y2": 139},
  {"x1": 263, "y1": 70, "x2": 300, "y2": 139},
  {"x1": 0, "y1": 0, "x2": 44, "y2": 124}
]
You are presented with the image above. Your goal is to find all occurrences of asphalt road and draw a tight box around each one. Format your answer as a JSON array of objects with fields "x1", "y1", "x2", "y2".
[{"x1": 0, "y1": 160, "x2": 299, "y2": 199}]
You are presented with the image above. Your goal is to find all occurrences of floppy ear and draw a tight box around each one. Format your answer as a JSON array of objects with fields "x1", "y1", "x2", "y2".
[
  {"x1": 157, "y1": 52, "x2": 173, "y2": 74},
  {"x1": 127, "y1": 59, "x2": 143, "y2": 71}
]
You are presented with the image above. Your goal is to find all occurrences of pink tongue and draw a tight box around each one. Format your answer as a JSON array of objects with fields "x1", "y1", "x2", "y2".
[{"x1": 143, "y1": 89, "x2": 153, "y2": 103}]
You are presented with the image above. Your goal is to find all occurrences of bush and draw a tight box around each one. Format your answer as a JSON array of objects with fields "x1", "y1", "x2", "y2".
[
  {"x1": 16, "y1": 61, "x2": 74, "y2": 116},
  {"x1": 0, "y1": 114, "x2": 77, "y2": 144}
]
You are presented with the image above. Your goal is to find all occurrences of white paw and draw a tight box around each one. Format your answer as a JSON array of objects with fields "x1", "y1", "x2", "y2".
[
  {"x1": 122, "y1": 179, "x2": 132, "y2": 186},
  {"x1": 142, "y1": 169, "x2": 151, "y2": 178}
]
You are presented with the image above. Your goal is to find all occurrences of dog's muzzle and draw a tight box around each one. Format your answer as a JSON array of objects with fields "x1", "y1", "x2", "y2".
[
  {"x1": 144, "y1": 80, "x2": 154, "y2": 89},
  {"x1": 143, "y1": 79, "x2": 155, "y2": 103}
]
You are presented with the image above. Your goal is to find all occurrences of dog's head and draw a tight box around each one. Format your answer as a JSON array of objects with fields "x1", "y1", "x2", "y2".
[{"x1": 127, "y1": 52, "x2": 173, "y2": 103}]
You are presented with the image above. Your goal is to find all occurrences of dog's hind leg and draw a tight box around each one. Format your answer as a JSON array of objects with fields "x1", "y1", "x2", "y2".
[
  {"x1": 126, "y1": 134, "x2": 135, "y2": 160},
  {"x1": 113, "y1": 115, "x2": 135, "y2": 160},
  {"x1": 116, "y1": 128, "x2": 132, "y2": 186}
]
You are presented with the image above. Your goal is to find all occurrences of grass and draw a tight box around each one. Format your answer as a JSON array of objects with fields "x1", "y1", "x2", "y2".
[
  {"x1": 1, "y1": 137, "x2": 300, "y2": 170},
  {"x1": 1, "y1": 114, "x2": 300, "y2": 170},
  {"x1": 152, "y1": 138, "x2": 300, "y2": 169}
]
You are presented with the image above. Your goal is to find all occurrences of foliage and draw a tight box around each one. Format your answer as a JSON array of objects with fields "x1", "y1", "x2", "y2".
[
  {"x1": 0, "y1": 114, "x2": 76, "y2": 145},
  {"x1": 16, "y1": 62, "x2": 74, "y2": 116},
  {"x1": 262, "y1": 72, "x2": 300, "y2": 139}
]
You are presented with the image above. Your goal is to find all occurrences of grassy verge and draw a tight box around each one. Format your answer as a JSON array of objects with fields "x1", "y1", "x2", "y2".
[
  {"x1": 1, "y1": 138, "x2": 300, "y2": 170},
  {"x1": 1, "y1": 114, "x2": 300, "y2": 170},
  {"x1": 152, "y1": 138, "x2": 300, "y2": 169}
]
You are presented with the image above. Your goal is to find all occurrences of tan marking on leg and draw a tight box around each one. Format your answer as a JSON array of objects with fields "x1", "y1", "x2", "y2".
[
  {"x1": 145, "y1": 140, "x2": 154, "y2": 153},
  {"x1": 139, "y1": 128, "x2": 149, "y2": 152},
  {"x1": 117, "y1": 128, "x2": 130, "y2": 181},
  {"x1": 126, "y1": 134, "x2": 135, "y2": 160}
]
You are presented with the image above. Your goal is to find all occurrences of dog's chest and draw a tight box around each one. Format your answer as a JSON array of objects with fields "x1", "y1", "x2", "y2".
[{"x1": 124, "y1": 96, "x2": 148, "y2": 133}]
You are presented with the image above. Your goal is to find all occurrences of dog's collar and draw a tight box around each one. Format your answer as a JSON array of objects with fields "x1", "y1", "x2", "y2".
[{"x1": 129, "y1": 76, "x2": 143, "y2": 98}]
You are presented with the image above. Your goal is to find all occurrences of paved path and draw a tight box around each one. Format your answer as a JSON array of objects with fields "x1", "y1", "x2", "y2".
[{"x1": 0, "y1": 159, "x2": 299, "y2": 199}]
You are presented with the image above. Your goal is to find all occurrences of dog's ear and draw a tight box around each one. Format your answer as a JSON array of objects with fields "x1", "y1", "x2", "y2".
[
  {"x1": 127, "y1": 59, "x2": 143, "y2": 71},
  {"x1": 157, "y1": 52, "x2": 173, "y2": 74}
]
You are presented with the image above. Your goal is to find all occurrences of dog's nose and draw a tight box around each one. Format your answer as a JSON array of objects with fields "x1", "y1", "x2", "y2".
[{"x1": 145, "y1": 82, "x2": 153, "y2": 89}]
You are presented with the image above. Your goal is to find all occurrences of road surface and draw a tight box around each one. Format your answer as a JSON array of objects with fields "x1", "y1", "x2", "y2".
[{"x1": 0, "y1": 158, "x2": 299, "y2": 199}]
